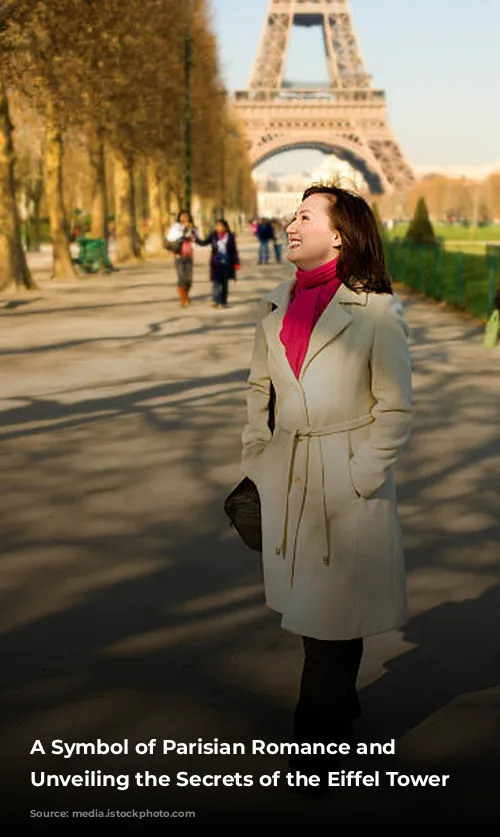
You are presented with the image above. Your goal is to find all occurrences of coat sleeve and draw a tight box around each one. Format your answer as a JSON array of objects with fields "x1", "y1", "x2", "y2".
[
  {"x1": 228, "y1": 235, "x2": 239, "y2": 278},
  {"x1": 194, "y1": 232, "x2": 211, "y2": 246},
  {"x1": 241, "y1": 303, "x2": 273, "y2": 481},
  {"x1": 349, "y1": 294, "x2": 413, "y2": 498}
]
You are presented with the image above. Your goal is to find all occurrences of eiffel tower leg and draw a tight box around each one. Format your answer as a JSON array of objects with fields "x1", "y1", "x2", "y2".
[
  {"x1": 368, "y1": 138, "x2": 415, "y2": 191},
  {"x1": 250, "y1": 10, "x2": 292, "y2": 90}
]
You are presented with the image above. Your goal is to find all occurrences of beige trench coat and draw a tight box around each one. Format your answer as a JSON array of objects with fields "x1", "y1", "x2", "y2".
[{"x1": 241, "y1": 280, "x2": 413, "y2": 641}]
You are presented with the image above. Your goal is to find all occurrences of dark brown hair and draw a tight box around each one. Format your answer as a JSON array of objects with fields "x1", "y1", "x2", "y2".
[
  {"x1": 302, "y1": 185, "x2": 392, "y2": 294},
  {"x1": 215, "y1": 218, "x2": 231, "y2": 233},
  {"x1": 176, "y1": 209, "x2": 194, "y2": 224}
]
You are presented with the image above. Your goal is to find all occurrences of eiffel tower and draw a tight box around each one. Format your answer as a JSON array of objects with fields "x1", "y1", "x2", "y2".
[{"x1": 232, "y1": 0, "x2": 414, "y2": 193}]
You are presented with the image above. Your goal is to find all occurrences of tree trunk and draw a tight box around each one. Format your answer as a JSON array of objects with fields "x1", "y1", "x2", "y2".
[
  {"x1": 147, "y1": 160, "x2": 164, "y2": 255},
  {"x1": 165, "y1": 181, "x2": 173, "y2": 222},
  {"x1": 0, "y1": 84, "x2": 36, "y2": 291},
  {"x1": 114, "y1": 150, "x2": 141, "y2": 262},
  {"x1": 89, "y1": 128, "x2": 108, "y2": 240},
  {"x1": 44, "y1": 99, "x2": 76, "y2": 280},
  {"x1": 26, "y1": 163, "x2": 44, "y2": 252}
]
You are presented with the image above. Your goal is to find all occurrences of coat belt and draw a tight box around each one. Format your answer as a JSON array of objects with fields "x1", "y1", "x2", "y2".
[{"x1": 277, "y1": 413, "x2": 374, "y2": 567}]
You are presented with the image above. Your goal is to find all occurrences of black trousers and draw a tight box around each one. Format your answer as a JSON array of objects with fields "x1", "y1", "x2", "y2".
[
  {"x1": 212, "y1": 265, "x2": 231, "y2": 305},
  {"x1": 291, "y1": 636, "x2": 363, "y2": 772}
]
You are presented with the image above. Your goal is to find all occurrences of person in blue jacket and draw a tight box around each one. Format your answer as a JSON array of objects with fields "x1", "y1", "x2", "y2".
[{"x1": 256, "y1": 217, "x2": 275, "y2": 264}]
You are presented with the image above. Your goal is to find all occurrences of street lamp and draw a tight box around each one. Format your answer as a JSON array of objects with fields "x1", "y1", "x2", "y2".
[
  {"x1": 220, "y1": 134, "x2": 226, "y2": 219},
  {"x1": 184, "y1": 0, "x2": 192, "y2": 214}
]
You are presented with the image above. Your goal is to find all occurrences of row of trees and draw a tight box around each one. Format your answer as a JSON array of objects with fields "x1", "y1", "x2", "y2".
[
  {"x1": 376, "y1": 172, "x2": 500, "y2": 225},
  {"x1": 0, "y1": 0, "x2": 256, "y2": 291}
]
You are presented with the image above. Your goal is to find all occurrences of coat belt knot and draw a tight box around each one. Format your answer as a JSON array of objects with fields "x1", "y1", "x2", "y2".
[{"x1": 278, "y1": 413, "x2": 374, "y2": 568}]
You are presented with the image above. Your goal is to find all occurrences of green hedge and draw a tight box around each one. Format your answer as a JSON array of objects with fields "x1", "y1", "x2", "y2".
[{"x1": 386, "y1": 242, "x2": 499, "y2": 319}]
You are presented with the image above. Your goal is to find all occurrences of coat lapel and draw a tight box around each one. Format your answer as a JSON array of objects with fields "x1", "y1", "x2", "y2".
[
  {"x1": 261, "y1": 281, "x2": 298, "y2": 386},
  {"x1": 261, "y1": 280, "x2": 368, "y2": 383},
  {"x1": 300, "y1": 283, "x2": 367, "y2": 378},
  {"x1": 260, "y1": 280, "x2": 292, "y2": 349}
]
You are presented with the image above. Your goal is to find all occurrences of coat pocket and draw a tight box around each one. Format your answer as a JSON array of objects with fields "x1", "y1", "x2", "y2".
[
  {"x1": 321, "y1": 432, "x2": 360, "y2": 516},
  {"x1": 251, "y1": 429, "x2": 285, "y2": 492}
]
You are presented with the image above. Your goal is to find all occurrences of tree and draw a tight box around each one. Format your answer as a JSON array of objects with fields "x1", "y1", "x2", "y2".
[
  {"x1": 94, "y1": 0, "x2": 184, "y2": 261},
  {"x1": 10, "y1": 98, "x2": 45, "y2": 252},
  {"x1": 484, "y1": 173, "x2": 500, "y2": 222},
  {"x1": 404, "y1": 197, "x2": 438, "y2": 246},
  {"x1": 16, "y1": 0, "x2": 96, "y2": 280},
  {"x1": 0, "y1": 2, "x2": 39, "y2": 289},
  {"x1": 0, "y1": 81, "x2": 36, "y2": 289},
  {"x1": 1, "y1": 0, "x2": 257, "y2": 289}
]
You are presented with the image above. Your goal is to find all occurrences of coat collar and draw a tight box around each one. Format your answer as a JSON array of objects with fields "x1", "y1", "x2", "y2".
[
  {"x1": 262, "y1": 279, "x2": 367, "y2": 311},
  {"x1": 261, "y1": 279, "x2": 368, "y2": 382}
]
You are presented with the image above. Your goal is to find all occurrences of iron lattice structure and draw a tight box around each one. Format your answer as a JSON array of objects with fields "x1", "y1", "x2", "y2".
[{"x1": 232, "y1": 0, "x2": 414, "y2": 193}]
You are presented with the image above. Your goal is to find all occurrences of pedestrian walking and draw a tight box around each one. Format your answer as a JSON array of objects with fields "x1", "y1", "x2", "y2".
[
  {"x1": 240, "y1": 185, "x2": 413, "y2": 796},
  {"x1": 165, "y1": 210, "x2": 200, "y2": 308},
  {"x1": 196, "y1": 219, "x2": 240, "y2": 308},
  {"x1": 272, "y1": 218, "x2": 288, "y2": 263},
  {"x1": 256, "y1": 217, "x2": 275, "y2": 264}
]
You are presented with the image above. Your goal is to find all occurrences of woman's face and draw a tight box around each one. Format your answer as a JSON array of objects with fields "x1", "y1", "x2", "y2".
[
  {"x1": 215, "y1": 221, "x2": 227, "y2": 236},
  {"x1": 180, "y1": 212, "x2": 191, "y2": 226},
  {"x1": 286, "y1": 193, "x2": 341, "y2": 270}
]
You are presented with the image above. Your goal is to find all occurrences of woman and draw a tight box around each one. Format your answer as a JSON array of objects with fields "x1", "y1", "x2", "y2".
[
  {"x1": 272, "y1": 218, "x2": 288, "y2": 264},
  {"x1": 197, "y1": 219, "x2": 240, "y2": 308},
  {"x1": 240, "y1": 185, "x2": 413, "y2": 795},
  {"x1": 166, "y1": 210, "x2": 200, "y2": 308},
  {"x1": 255, "y1": 217, "x2": 275, "y2": 265}
]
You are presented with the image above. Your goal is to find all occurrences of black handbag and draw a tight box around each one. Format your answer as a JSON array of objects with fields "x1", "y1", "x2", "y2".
[
  {"x1": 224, "y1": 384, "x2": 275, "y2": 552},
  {"x1": 164, "y1": 237, "x2": 182, "y2": 254}
]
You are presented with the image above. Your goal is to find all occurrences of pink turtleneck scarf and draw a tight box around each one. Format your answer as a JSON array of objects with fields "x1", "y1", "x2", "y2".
[{"x1": 280, "y1": 257, "x2": 342, "y2": 379}]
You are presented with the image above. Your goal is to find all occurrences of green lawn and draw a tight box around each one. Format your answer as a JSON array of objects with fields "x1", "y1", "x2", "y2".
[
  {"x1": 444, "y1": 241, "x2": 488, "y2": 255},
  {"x1": 389, "y1": 223, "x2": 500, "y2": 242}
]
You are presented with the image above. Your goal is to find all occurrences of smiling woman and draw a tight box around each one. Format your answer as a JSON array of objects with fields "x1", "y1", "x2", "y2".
[
  {"x1": 240, "y1": 183, "x2": 413, "y2": 797},
  {"x1": 286, "y1": 193, "x2": 340, "y2": 270}
]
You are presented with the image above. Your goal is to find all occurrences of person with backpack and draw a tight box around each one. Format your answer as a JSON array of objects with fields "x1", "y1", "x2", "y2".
[{"x1": 165, "y1": 210, "x2": 200, "y2": 308}]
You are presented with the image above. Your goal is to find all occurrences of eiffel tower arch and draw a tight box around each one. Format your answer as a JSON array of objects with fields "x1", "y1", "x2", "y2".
[{"x1": 232, "y1": 0, "x2": 414, "y2": 194}]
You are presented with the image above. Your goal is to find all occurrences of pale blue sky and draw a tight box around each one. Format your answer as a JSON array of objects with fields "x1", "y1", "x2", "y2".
[{"x1": 209, "y1": 0, "x2": 500, "y2": 174}]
